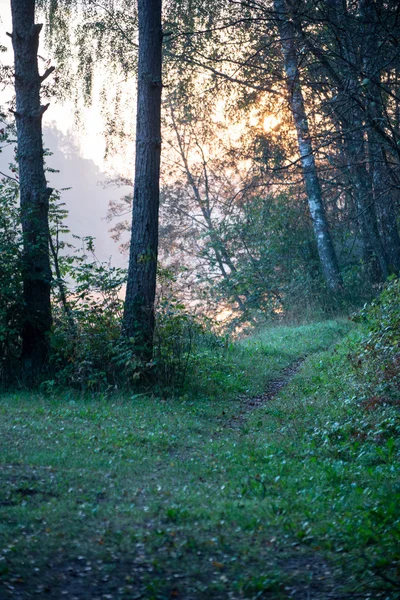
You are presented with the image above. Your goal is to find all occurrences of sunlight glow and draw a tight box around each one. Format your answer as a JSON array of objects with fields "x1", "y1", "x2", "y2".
[
  {"x1": 215, "y1": 307, "x2": 233, "y2": 322},
  {"x1": 213, "y1": 99, "x2": 226, "y2": 123},
  {"x1": 263, "y1": 114, "x2": 281, "y2": 132},
  {"x1": 249, "y1": 109, "x2": 259, "y2": 127}
]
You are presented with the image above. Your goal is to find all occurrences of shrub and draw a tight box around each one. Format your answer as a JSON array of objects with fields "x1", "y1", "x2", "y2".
[
  {"x1": 0, "y1": 173, "x2": 23, "y2": 385},
  {"x1": 48, "y1": 260, "x2": 219, "y2": 394},
  {"x1": 353, "y1": 276, "x2": 400, "y2": 403}
]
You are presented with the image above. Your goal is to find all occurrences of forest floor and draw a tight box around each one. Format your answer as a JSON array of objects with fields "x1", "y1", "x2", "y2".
[{"x1": 0, "y1": 320, "x2": 399, "y2": 600}]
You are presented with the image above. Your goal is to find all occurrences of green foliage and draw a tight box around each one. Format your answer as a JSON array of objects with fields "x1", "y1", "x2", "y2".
[
  {"x1": 154, "y1": 272, "x2": 205, "y2": 393},
  {"x1": 48, "y1": 243, "x2": 132, "y2": 391},
  {"x1": 0, "y1": 159, "x2": 217, "y2": 393},
  {"x1": 277, "y1": 330, "x2": 400, "y2": 596},
  {"x1": 0, "y1": 120, "x2": 23, "y2": 385},
  {"x1": 0, "y1": 172, "x2": 23, "y2": 384},
  {"x1": 49, "y1": 259, "x2": 222, "y2": 393},
  {"x1": 352, "y1": 276, "x2": 400, "y2": 404},
  {"x1": 198, "y1": 193, "x2": 367, "y2": 324},
  {"x1": 1, "y1": 318, "x2": 398, "y2": 597},
  {"x1": 216, "y1": 193, "x2": 326, "y2": 318}
]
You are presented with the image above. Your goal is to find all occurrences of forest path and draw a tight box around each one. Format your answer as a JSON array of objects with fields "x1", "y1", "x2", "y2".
[
  {"x1": 2, "y1": 320, "x2": 390, "y2": 600},
  {"x1": 224, "y1": 356, "x2": 306, "y2": 429}
]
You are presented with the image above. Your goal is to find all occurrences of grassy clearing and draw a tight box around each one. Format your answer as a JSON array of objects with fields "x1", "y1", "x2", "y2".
[{"x1": 0, "y1": 319, "x2": 399, "y2": 599}]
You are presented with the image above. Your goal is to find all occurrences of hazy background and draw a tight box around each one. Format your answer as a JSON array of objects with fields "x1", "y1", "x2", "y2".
[{"x1": 0, "y1": 0, "x2": 130, "y2": 267}]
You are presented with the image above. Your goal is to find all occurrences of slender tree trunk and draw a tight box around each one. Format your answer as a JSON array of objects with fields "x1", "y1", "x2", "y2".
[
  {"x1": 345, "y1": 122, "x2": 389, "y2": 279},
  {"x1": 123, "y1": 0, "x2": 162, "y2": 358},
  {"x1": 274, "y1": 0, "x2": 343, "y2": 293},
  {"x1": 48, "y1": 233, "x2": 77, "y2": 334},
  {"x1": 360, "y1": 0, "x2": 400, "y2": 274},
  {"x1": 371, "y1": 151, "x2": 400, "y2": 274},
  {"x1": 337, "y1": 0, "x2": 390, "y2": 279},
  {"x1": 302, "y1": 0, "x2": 390, "y2": 280},
  {"x1": 10, "y1": 0, "x2": 53, "y2": 379},
  {"x1": 343, "y1": 0, "x2": 391, "y2": 279},
  {"x1": 331, "y1": 107, "x2": 381, "y2": 280},
  {"x1": 168, "y1": 102, "x2": 250, "y2": 313}
]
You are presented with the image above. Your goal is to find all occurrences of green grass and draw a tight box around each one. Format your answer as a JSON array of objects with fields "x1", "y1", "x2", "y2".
[
  {"x1": 185, "y1": 319, "x2": 351, "y2": 400},
  {"x1": 0, "y1": 319, "x2": 399, "y2": 599}
]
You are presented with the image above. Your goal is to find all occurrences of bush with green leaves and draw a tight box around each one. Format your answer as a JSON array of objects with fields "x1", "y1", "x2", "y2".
[
  {"x1": 0, "y1": 152, "x2": 211, "y2": 391},
  {"x1": 48, "y1": 242, "x2": 133, "y2": 391},
  {"x1": 0, "y1": 170, "x2": 23, "y2": 384},
  {"x1": 352, "y1": 276, "x2": 400, "y2": 404},
  {"x1": 153, "y1": 270, "x2": 206, "y2": 393},
  {"x1": 206, "y1": 193, "x2": 366, "y2": 324},
  {"x1": 0, "y1": 117, "x2": 23, "y2": 384},
  {"x1": 49, "y1": 261, "x2": 226, "y2": 394}
]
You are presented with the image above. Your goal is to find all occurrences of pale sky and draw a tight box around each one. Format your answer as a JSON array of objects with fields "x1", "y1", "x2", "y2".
[
  {"x1": 0, "y1": 0, "x2": 131, "y2": 267},
  {"x1": 0, "y1": 0, "x2": 129, "y2": 170}
]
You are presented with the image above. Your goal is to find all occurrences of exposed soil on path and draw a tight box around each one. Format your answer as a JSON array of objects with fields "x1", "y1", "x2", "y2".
[{"x1": 224, "y1": 357, "x2": 306, "y2": 428}]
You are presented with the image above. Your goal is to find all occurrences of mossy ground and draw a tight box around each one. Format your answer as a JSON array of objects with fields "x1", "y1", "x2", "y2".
[{"x1": 0, "y1": 319, "x2": 399, "y2": 599}]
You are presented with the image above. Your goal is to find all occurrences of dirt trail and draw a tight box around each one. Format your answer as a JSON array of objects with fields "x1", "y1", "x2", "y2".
[{"x1": 224, "y1": 356, "x2": 306, "y2": 428}]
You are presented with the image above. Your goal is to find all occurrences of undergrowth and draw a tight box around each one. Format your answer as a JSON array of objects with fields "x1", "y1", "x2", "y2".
[{"x1": 0, "y1": 288, "x2": 399, "y2": 598}]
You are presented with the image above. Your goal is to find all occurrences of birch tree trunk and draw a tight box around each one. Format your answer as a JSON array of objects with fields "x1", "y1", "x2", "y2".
[
  {"x1": 122, "y1": 0, "x2": 162, "y2": 359},
  {"x1": 273, "y1": 0, "x2": 343, "y2": 293},
  {"x1": 10, "y1": 0, "x2": 53, "y2": 378}
]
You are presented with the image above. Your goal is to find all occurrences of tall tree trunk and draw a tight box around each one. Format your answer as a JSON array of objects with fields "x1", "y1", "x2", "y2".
[
  {"x1": 303, "y1": 0, "x2": 390, "y2": 280},
  {"x1": 371, "y1": 149, "x2": 400, "y2": 274},
  {"x1": 273, "y1": 0, "x2": 343, "y2": 293},
  {"x1": 340, "y1": 0, "x2": 390, "y2": 280},
  {"x1": 10, "y1": 0, "x2": 53, "y2": 379},
  {"x1": 360, "y1": 0, "x2": 400, "y2": 274},
  {"x1": 123, "y1": 0, "x2": 162, "y2": 359},
  {"x1": 345, "y1": 121, "x2": 389, "y2": 279},
  {"x1": 330, "y1": 103, "x2": 381, "y2": 280}
]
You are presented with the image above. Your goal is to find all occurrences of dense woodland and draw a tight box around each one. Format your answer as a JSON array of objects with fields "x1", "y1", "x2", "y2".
[
  {"x1": 0, "y1": 1, "x2": 400, "y2": 598},
  {"x1": 0, "y1": 0, "x2": 399, "y2": 386}
]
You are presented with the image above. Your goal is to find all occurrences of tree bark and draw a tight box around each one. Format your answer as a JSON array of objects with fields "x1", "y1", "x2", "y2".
[
  {"x1": 10, "y1": 0, "x2": 53, "y2": 379},
  {"x1": 345, "y1": 121, "x2": 389, "y2": 279},
  {"x1": 274, "y1": 0, "x2": 343, "y2": 293},
  {"x1": 360, "y1": 0, "x2": 400, "y2": 274},
  {"x1": 122, "y1": 0, "x2": 163, "y2": 359},
  {"x1": 327, "y1": 0, "x2": 390, "y2": 279},
  {"x1": 371, "y1": 148, "x2": 400, "y2": 275},
  {"x1": 294, "y1": 0, "x2": 390, "y2": 280}
]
